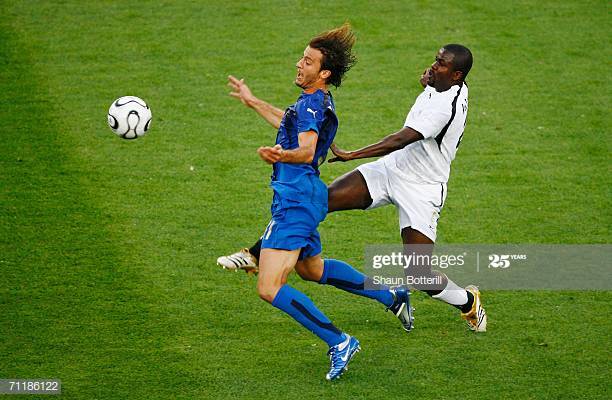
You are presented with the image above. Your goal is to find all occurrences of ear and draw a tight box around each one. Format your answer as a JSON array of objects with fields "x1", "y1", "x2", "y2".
[
  {"x1": 319, "y1": 69, "x2": 331, "y2": 81},
  {"x1": 452, "y1": 70, "x2": 463, "y2": 82}
]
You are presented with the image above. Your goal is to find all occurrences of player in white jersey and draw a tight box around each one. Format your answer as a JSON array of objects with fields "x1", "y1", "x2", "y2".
[
  {"x1": 346, "y1": 58, "x2": 469, "y2": 241},
  {"x1": 219, "y1": 44, "x2": 486, "y2": 332}
]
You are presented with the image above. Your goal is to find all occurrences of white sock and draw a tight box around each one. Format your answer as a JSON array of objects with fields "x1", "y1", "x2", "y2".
[{"x1": 432, "y1": 278, "x2": 468, "y2": 306}]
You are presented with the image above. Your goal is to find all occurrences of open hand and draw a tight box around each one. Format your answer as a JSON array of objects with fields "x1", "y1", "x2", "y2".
[
  {"x1": 328, "y1": 143, "x2": 352, "y2": 163},
  {"x1": 228, "y1": 75, "x2": 257, "y2": 108}
]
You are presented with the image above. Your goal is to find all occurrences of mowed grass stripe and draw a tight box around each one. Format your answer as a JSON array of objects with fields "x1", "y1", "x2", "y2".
[{"x1": 0, "y1": 25, "x2": 204, "y2": 399}]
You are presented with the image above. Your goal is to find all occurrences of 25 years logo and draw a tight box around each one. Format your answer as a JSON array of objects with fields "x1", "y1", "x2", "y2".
[
  {"x1": 488, "y1": 254, "x2": 527, "y2": 268},
  {"x1": 488, "y1": 254, "x2": 510, "y2": 268}
]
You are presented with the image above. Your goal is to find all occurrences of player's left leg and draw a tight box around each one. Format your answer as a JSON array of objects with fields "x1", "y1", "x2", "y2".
[
  {"x1": 401, "y1": 227, "x2": 487, "y2": 332},
  {"x1": 388, "y1": 174, "x2": 487, "y2": 332},
  {"x1": 258, "y1": 248, "x2": 347, "y2": 347},
  {"x1": 294, "y1": 252, "x2": 362, "y2": 381},
  {"x1": 258, "y1": 196, "x2": 361, "y2": 381},
  {"x1": 217, "y1": 168, "x2": 373, "y2": 272}
]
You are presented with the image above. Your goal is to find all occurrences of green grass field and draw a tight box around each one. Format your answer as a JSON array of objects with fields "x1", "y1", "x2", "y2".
[{"x1": 1, "y1": 1, "x2": 610, "y2": 398}]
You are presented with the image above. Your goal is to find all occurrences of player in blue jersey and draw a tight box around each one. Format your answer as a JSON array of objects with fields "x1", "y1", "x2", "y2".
[{"x1": 227, "y1": 24, "x2": 412, "y2": 381}]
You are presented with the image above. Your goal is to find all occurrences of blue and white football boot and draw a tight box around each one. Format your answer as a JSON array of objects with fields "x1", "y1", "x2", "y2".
[
  {"x1": 387, "y1": 287, "x2": 414, "y2": 332},
  {"x1": 325, "y1": 334, "x2": 360, "y2": 381}
]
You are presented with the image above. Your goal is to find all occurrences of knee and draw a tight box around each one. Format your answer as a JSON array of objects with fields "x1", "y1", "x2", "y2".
[
  {"x1": 257, "y1": 281, "x2": 279, "y2": 303},
  {"x1": 295, "y1": 263, "x2": 319, "y2": 282},
  {"x1": 295, "y1": 257, "x2": 323, "y2": 282}
]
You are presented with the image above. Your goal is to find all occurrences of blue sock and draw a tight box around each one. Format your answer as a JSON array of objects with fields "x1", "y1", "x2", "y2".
[
  {"x1": 271, "y1": 284, "x2": 345, "y2": 347},
  {"x1": 319, "y1": 259, "x2": 394, "y2": 307}
]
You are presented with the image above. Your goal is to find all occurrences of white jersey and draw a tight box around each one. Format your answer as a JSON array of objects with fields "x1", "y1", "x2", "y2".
[{"x1": 383, "y1": 83, "x2": 469, "y2": 184}]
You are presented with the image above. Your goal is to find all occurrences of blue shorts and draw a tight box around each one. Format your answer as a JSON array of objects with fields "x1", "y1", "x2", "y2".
[{"x1": 260, "y1": 198, "x2": 327, "y2": 260}]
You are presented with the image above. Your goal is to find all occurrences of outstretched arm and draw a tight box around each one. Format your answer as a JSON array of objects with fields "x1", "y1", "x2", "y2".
[
  {"x1": 328, "y1": 127, "x2": 424, "y2": 163},
  {"x1": 329, "y1": 68, "x2": 432, "y2": 163},
  {"x1": 228, "y1": 75, "x2": 285, "y2": 129}
]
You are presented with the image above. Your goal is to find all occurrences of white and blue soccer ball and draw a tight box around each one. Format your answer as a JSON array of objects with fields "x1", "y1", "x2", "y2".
[{"x1": 107, "y1": 96, "x2": 152, "y2": 139}]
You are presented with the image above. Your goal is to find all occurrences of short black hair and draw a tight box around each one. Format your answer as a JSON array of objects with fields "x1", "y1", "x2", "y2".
[{"x1": 443, "y1": 44, "x2": 473, "y2": 81}]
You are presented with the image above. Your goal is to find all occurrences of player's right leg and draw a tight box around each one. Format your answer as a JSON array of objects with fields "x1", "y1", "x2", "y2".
[
  {"x1": 326, "y1": 169, "x2": 373, "y2": 212},
  {"x1": 216, "y1": 247, "x2": 258, "y2": 274},
  {"x1": 294, "y1": 254, "x2": 414, "y2": 332}
]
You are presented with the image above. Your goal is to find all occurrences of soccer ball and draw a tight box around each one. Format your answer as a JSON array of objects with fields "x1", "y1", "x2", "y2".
[{"x1": 107, "y1": 96, "x2": 152, "y2": 139}]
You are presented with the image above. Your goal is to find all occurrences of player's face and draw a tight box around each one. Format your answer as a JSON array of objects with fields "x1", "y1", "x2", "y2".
[
  {"x1": 429, "y1": 48, "x2": 458, "y2": 91},
  {"x1": 295, "y1": 46, "x2": 327, "y2": 91}
]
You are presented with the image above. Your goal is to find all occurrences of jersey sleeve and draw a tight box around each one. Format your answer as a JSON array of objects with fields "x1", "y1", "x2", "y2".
[
  {"x1": 404, "y1": 92, "x2": 452, "y2": 139},
  {"x1": 296, "y1": 97, "x2": 324, "y2": 135}
]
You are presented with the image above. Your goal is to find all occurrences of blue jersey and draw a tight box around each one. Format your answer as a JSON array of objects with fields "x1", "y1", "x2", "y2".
[{"x1": 271, "y1": 89, "x2": 338, "y2": 204}]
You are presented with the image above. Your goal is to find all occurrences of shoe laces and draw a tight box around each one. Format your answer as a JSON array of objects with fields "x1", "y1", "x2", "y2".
[{"x1": 327, "y1": 347, "x2": 342, "y2": 370}]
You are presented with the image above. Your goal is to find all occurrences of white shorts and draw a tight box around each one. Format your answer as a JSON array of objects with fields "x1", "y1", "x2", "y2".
[{"x1": 356, "y1": 157, "x2": 447, "y2": 241}]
